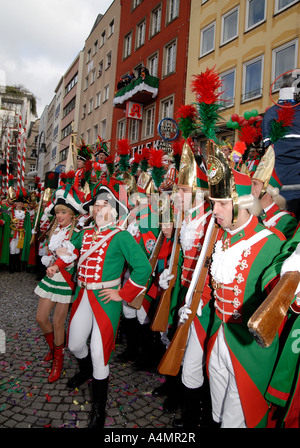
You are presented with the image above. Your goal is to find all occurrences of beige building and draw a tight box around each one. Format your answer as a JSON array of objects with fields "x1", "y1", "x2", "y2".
[
  {"x1": 186, "y1": 0, "x2": 300, "y2": 144},
  {"x1": 77, "y1": 1, "x2": 121, "y2": 153},
  {"x1": 58, "y1": 51, "x2": 84, "y2": 168}
]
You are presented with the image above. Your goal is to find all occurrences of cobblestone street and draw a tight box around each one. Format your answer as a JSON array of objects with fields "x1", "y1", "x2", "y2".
[{"x1": 0, "y1": 269, "x2": 178, "y2": 430}]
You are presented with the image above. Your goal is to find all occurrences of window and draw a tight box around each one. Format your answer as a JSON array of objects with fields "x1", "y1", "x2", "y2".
[
  {"x1": 160, "y1": 96, "x2": 174, "y2": 119},
  {"x1": 148, "y1": 53, "x2": 158, "y2": 77},
  {"x1": 93, "y1": 40, "x2": 98, "y2": 55},
  {"x1": 220, "y1": 69, "x2": 236, "y2": 108},
  {"x1": 108, "y1": 20, "x2": 114, "y2": 37},
  {"x1": 272, "y1": 39, "x2": 298, "y2": 90},
  {"x1": 103, "y1": 85, "x2": 109, "y2": 102},
  {"x1": 88, "y1": 98, "x2": 94, "y2": 114},
  {"x1": 61, "y1": 123, "x2": 72, "y2": 139},
  {"x1": 167, "y1": 0, "x2": 179, "y2": 23},
  {"x1": 245, "y1": 0, "x2": 266, "y2": 32},
  {"x1": 96, "y1": 91, "x2": 101, "y2": 108},
  {"x1": 151, "y1": 6, "x2": 161, "y2": 37},
  {"x1": 106, "y1": 52, "x2": 112, "y2": 69},
  {"x1": 275, "y1": 0, "x2": 298, "y2": 14},
  {"x1": 242, "y1": 56, "x2": 264, "y2": 102},
  {"x1": 164, "y1": 40, "x2": 177, "y2": 76},
  {"x1": 117, "y1": 119, "x2": 126, "y2": 139},
  {"x1": 63, "y1": 97, "x2": 76, "y2": 118},
  {"x1": 84, "y1": 75, "x2": 89, "y2": 90},
  {"x1": 124, "y1": 32, "x2": 132, "y2": 59},
  {"x1": 86, "y1": 129, "x2": 91, "y2": 144},
  {"x1": 82, "y1": 104, "x2": 86, "y2": 119},
  {"x1": 101, "y1": 119, "x2": 107, "y2": 140},
  {"x1": 136, "y1": 20, "x2": 146, "y2": 48},
  {"x1": 200, "y1": 22, "x2": 215, "y2": 57},
  {"x1": 64, "y1": 73, "x2": 78, "y2": 95},
  {"x1": 51, "y1": 147, "x2": 57, "y2": 160},
  {"x1": 221, "y1": 6, "x2": 239, "y2": 46},
  {"x1": 133, "y1": 0, "x2": 142, "y2": 10},
  {"x1": 29, "y1": 164, "x2": 36, "y2": 172},
  {"x1": 86, "y1": 49, "x2": 91, "y2": 63},
  {"x1": 100, "y1": 31, "x2": 106, "y2": 47},
  {"x1": 98, "y1": 60, "x2": 103, "y2": 77},
  {"x1": 91, "y1": 69, "x2": 96, "y2": 84},
  {"x1": 129, "y1": 119, "x2": 139, "y2": 142},
  {"x1": 59, "y1": 148, "x2": 68, "y2": 162},
  {"x1": 93, "y1": 125, "x2": 98, "y2": 144},
  {"x1": 143, "y1": 106, "x2": 155, "y2": 138}
]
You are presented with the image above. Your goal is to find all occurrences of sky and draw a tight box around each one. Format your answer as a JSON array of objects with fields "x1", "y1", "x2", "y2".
[{"x1": 0, "y1": 0, "x2": 114, "y2": 117}]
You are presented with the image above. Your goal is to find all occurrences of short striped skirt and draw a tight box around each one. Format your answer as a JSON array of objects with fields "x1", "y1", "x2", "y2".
[{"x1": 34, "y1": 269, "x2": 76, "y2": 304}]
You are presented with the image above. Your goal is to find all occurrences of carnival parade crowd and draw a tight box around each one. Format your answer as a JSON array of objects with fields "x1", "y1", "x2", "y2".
[{"x1": 0, "y1": 69, "x2": 300, "y2": 429}]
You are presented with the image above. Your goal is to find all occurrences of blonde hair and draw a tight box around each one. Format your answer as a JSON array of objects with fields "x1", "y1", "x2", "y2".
[{"x1": 49, "y1": 204, "x2": 76, "y2": 240}]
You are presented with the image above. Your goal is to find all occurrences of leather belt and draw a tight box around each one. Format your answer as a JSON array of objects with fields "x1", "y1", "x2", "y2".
[{"x1": 78, "y1": 278, "x2": 121, "y2": 290}]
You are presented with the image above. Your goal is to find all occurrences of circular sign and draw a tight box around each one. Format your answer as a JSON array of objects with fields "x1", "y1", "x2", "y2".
[{"x1": 157, "y1": 118, "x2": 179, "y2": 142}]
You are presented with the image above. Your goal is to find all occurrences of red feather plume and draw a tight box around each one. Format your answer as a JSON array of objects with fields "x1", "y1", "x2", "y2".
[
  {"x1": 116, "y1": 138, "x2": 131, "y2": 156},
  {"x1": 191, "y1": 66, "x2": 223, "y2": 104}
]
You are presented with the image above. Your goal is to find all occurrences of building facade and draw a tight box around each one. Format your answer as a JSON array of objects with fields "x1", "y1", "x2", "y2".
[
  {"x1": 186, "y1": 0, "x2": 300, "y2": 147},
  {"x1": 77, "y1": 1, "x2": 121, "y2": 154},
  {"x1": 110, "y1": 0, "x2": 192, "y2": 156}
]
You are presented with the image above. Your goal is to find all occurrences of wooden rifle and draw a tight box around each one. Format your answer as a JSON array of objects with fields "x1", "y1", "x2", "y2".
[
  {"x1": 30, "y1": 190, "x2": 45, "y2": 245},
  {"x1": 248, "y1": 270, "x2": 300, "y2": 348},
  {"x1": 158, "y1": 219, "x2": 218, "y2": 376},
  {"x1": 151, "y1": 212, "x2": 182, "y2": 332},
  {"x1": 129, "y1": 230, "x2": 164, "y2": 310}
]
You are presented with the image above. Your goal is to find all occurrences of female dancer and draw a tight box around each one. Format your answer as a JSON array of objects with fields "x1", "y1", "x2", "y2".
[{"x1": 35, "y1": 180, "x2": 85, "y2": 383}]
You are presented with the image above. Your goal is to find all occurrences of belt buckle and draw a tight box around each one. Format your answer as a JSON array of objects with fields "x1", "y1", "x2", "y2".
[{"x1": 81, "y1": 281, "x2": 86, "y2": 289}]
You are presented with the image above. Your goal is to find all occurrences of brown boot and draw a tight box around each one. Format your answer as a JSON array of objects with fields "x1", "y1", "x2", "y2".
[
  {"x1": 48, "y1": 343, "x2": 64, "y2": 383},
  {"x1": 43, "y1": 331, "x2": 54, "y2": 362}
]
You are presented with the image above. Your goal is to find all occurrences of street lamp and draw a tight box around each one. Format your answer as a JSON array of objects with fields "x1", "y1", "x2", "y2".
[
  {"x1": 38, "y1": 131, "x2": 47, "y2": 153},
  {"x1": 30, "y1": 131, "x2": 47, "y2": 158}
]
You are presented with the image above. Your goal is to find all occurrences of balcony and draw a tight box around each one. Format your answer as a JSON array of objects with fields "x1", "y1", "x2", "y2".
[{"x1": 113, "y1": 74, "x2": 159, "y2": 108}]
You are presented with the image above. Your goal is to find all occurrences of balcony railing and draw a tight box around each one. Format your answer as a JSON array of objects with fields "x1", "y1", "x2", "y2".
[{"x1": 113, "y1": 74, "x2": 159, "y2": 107}]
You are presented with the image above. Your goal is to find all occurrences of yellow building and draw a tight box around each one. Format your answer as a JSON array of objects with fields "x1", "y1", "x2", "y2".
[{"x1": 186, "y1": 0, "x2": 300, "y2": 143}]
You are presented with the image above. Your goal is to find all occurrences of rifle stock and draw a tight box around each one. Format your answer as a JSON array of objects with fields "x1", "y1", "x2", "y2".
[
  {"x1": 30, "y1": 191, "x2": 45, "y2": 245},
  {"x1": 128, "y1": 231, "x2": 164, "y2": 310},
  {"x1": 158, "y1": 222, "x2": 218, "y2": 376},
  {"x1": 151, "y1": 224, "x2": 181, "y2": 332},
  {"x1": 248, "y1": 270, "x2": 300, "y2": 348}
]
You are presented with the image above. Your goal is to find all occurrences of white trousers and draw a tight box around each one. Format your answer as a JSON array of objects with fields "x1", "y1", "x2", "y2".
[
  {"x1": 121, "y1": 268, "x2": 150, "y2": 325},
  {"x1": 182, "y1": 322, "x2": 205, "y2": 389},
  {"x1": 122, "y1": 300, "x2": 150, "y2": 325},
  {"x1": 208, "y1": 326, "x2": 246, "y2": 428},
  {"x1": 10, "y1": 237, "x2": 20, "y2": 254},
  {"x1": 68, "y1": 290, "x2": 109, "y2": 380}
]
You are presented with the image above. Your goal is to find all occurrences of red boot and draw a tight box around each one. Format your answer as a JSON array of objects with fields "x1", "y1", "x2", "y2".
[
  {"x1": 48, "y1": 343, "x2": 64, "y2": 383},
  {"x1": 43, "y1": 331, "x2": 54, "y2": 362}
]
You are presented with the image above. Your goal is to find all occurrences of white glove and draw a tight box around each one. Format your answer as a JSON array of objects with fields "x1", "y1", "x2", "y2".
[
  {"x1": 159, "y1": 268, "x2": 174, "y2": 290},
  {"x1": 281, "y1": 243, "x2": 300, "y2": 295},
  {"x1": 178, "y1": 304, "x2": 192, "y2": 324},
  {"x1": 197, "y1": 299, "x2": 203, "y2": 317}
]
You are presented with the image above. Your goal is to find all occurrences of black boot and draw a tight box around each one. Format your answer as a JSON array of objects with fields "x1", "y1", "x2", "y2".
[
  {"x1": 88, "y1": 376, "x2": 109, "y2": 429},
  {"x1": 173, "y1": 380, "x2": 212, "y2": 428},
  {"x1": 116, "y1": 318, "x2": 140, "y2": 362},
  {"x1": 67, "y1": 353, "x2": 93, "y2": 389},
  {"x1": 9, "y1": 254, "x2": 14, "y2": 273},
  {"x1": 162, "y1": 373, "x2": 184, "y2": 413},
  {"x1": 134, "y1": 323, "x2": 155, "y2": 370}
]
